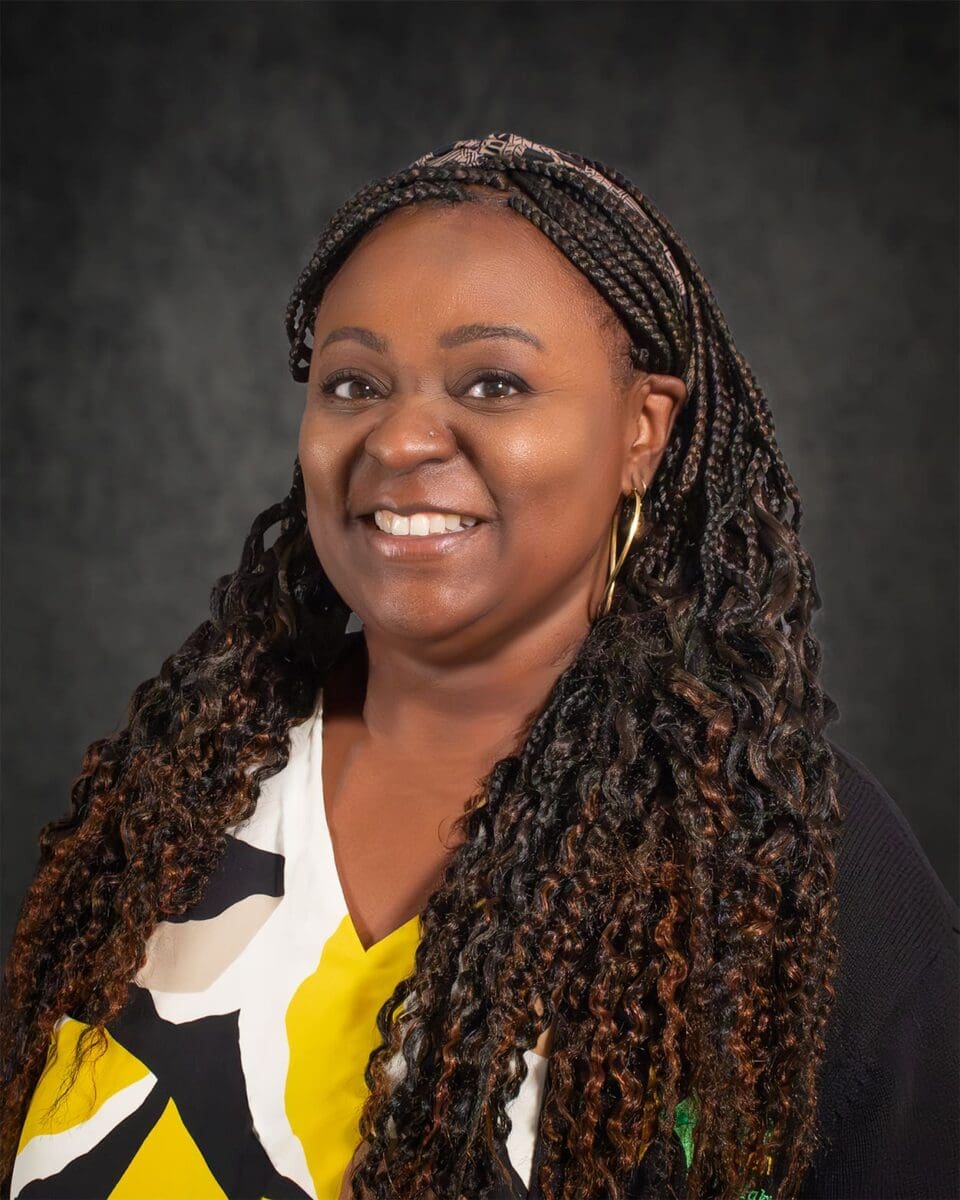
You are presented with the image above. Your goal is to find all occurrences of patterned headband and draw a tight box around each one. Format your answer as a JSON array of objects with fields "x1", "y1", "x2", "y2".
[{"x1": 408, "y1": 131, "x2": 686, "y2": 304}]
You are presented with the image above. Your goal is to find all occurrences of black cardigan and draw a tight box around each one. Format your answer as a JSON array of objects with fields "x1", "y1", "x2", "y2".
[{"x1": 505, "y1": 742, "x2": 960, "y2": 1200}]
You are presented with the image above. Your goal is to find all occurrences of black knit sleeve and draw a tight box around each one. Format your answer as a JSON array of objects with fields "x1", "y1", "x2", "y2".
[
  {"x1": 798, "y1": 743, "x2": 960, "y2": 1200},
  {"x1": 802, "y1": 941, "x2": 959, "y2": 1198}
]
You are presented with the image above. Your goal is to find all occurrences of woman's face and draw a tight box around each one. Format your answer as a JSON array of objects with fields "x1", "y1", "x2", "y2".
[{"x1": 298, "y1": 194, "x2": 680, "y2": 653}]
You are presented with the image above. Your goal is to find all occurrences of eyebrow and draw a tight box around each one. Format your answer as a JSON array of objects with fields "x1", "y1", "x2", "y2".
[{"x1": 317, "y1": 323, "x2": 546, "y2": 354}]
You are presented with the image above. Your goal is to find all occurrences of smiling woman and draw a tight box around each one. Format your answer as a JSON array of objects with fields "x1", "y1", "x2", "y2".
[{"x1": 1, "y1": 132, "x2": 957, "y2": 1200}]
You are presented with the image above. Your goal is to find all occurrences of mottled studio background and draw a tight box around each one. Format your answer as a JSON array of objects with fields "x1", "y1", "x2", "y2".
[{"x1": 2, "y1": 1, "x2": 957, "y2": 965}]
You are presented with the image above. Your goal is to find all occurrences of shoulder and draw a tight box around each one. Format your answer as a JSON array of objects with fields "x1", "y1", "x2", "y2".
[
  {"x1": 828, "y1": 738, "x2": 958, "y2": 991},
  {"x1": 801, "y1": 740, "x2": 960, "y2": 1195},
  {"x1": 811, "y1": 739, "x2": 960, "y2": 1132}
]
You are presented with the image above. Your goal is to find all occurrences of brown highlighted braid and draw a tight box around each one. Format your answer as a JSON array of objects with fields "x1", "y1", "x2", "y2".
[{"x1": 1, "y1": 133, "x2": 841, "y2": 1200}]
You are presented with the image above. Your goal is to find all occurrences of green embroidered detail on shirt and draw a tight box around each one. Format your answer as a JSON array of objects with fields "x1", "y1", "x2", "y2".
[
  {"x1": 669, "y1": 1094, "x2": 775, "y2": 1200},
  {"x1": 672, "y1": 1095, "x2": 698, "y2": 1171}
]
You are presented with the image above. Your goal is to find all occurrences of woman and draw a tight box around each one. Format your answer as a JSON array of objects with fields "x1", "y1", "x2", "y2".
[{"x1": 2, "y1": 132, "x2": 956, "y2": 1200}]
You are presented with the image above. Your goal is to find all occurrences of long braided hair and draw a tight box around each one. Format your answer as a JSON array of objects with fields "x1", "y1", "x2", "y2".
[{"x1": 1, "y1": 132, "x2": 841, "y2": 1200}]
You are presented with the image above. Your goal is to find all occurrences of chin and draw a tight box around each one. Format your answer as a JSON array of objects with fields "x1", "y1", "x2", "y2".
[{"x1": 356, "y1": 600, "x2": 489, "y2": 649}]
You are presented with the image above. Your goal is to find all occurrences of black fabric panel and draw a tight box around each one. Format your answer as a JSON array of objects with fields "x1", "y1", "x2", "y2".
[
  {"x1": 165, "y1": 834, "x2": 284, "y2": 923},
  {"x1": 17, "y1": 977, "x2": 325, "y2": 1199},
  {"x1": 105, "y1": 984, "x2": 310, "y2": 1200},
  {"x1": 18, "y1": 1080, "x2": 168, "y2": 1200}
]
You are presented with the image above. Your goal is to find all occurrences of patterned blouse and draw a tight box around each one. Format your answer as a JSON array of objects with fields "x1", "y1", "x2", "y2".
[{"x1": 11, "y1": 686, "x2": 549, "y2": 1199}]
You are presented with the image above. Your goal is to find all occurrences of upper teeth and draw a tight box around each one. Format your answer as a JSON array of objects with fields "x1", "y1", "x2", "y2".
[{"x1": 373, "y1": 510, "x2": 478, "y2": 536}]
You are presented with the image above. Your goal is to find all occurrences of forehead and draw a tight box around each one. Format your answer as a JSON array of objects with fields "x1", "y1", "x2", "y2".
[{"x1": 317, "y1": 198, "x2": 610, "y2": 334}]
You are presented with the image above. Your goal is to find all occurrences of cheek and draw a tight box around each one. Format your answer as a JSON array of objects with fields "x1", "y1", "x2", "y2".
[
  {"x1": 495, "y1": 414, "x2": 618, "y2": 523},
  {"x1": 492, "y1": 416, "x2": 620, "y2": 570},
  {"x1": 298, "y1": 412, "x2": 344, "y2": 510},
  {"x1": 297, "y1": 418, "x2": 352, "y2": 578}
]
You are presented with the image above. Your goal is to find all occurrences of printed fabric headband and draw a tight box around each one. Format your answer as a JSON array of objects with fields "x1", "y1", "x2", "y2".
[{"x1": 409, "y1": 131, "x2": 688, "y2": 310}]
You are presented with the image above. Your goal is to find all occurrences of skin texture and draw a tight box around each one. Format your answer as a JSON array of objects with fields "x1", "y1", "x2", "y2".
[{"x1": 298, "y1": 192, "x2": 687, "y2": 957}]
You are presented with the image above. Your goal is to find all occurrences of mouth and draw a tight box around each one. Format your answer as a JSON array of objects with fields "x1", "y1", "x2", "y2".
[{"x1": 355, "y1": 513, "x2": 488, "y2": 560}]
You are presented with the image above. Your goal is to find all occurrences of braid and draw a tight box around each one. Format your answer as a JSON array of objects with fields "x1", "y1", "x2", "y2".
[{"x1": 1, "y1": 133, "x2": 840, "y2": 1200}]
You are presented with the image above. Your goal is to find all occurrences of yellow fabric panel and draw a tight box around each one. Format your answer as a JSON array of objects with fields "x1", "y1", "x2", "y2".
[
  {"x1": 286, "y1": 911, "x2": 420, "y2": 1199},
  {"x1": 107, "y1": 1096, "x2": 227, "y2": 1200},
  {"x1": 18, "y1": 1016, "x2": 151, "y2": 1151}
]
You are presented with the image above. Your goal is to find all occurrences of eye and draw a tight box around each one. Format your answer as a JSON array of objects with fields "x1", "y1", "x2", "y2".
[
  {"x1": 318, "y1": 370, "x2": 381, "y2": 403},
  {"x1": 463, "y1": 370, "x2": 529, "y2": 401}
]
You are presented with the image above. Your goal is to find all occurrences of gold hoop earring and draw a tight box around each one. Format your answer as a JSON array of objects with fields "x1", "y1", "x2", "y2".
[{"x1": 598, "y1": 481, "x2": 646, "y2": 618}]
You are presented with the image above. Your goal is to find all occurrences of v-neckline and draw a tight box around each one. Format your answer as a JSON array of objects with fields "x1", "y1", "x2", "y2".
[{"x1": 314, "y1": 686, "x2": 421, "y2": 957}]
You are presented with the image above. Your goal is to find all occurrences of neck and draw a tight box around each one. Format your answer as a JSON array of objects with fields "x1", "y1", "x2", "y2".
[{"x1": 343, "y1": 597, "x2": 595, "y2": 761}]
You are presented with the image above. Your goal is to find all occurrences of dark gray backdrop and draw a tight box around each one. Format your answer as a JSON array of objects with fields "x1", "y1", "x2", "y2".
[{"x1": 3, "y1": 1, "x2": 957, "y2": 966}]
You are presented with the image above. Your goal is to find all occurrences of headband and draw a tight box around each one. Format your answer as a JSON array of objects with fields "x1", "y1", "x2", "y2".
[{"x1": 409, "y1": 131, "x2": 687, "y2": 305}]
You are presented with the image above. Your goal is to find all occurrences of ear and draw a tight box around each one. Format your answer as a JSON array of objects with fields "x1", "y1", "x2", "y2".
[{"x1": 621, "y1": 372, "x2": 688, "y2": 493}]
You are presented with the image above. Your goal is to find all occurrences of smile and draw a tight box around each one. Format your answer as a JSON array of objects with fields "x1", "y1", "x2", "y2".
[
  {"x1": 373, "y1": 509, "x2": 479, "y2": 536},
  {"x1": 357, "y1": 514, "x2": 487, "y2": 559}
]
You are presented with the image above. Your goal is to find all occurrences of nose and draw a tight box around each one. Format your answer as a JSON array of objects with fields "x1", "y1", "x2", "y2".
[{"x1": 362, "y1": 398, "x2": 457, "y2": 471}]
